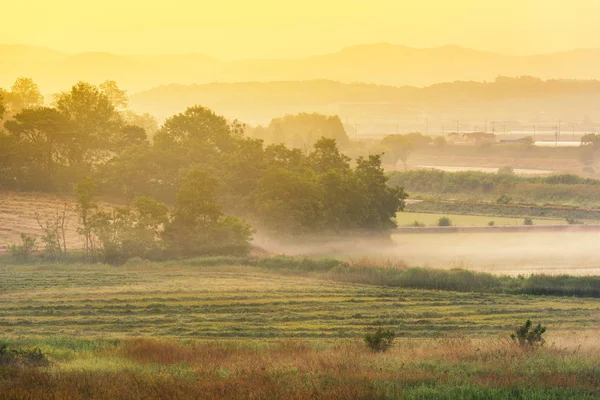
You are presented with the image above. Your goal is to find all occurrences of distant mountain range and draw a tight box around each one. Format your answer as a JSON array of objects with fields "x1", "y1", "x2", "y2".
[
  {"x1": 5, "y1": 43, "x2": 600, "y2": 92},
  {"x1": 129, "y1": 78, "x2": 600, "y2": 132}
]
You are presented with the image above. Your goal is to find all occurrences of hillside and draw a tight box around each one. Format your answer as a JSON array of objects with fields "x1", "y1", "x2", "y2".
[
  {"x1": 6, "y1": 43, "x2": 600, "y2": 92},
  {"x1": 129, "y1": 78, "x2": 600, "y2": 129},
  {"x1": 0, "y1": 192, "x2": 121, "y2": 253}
]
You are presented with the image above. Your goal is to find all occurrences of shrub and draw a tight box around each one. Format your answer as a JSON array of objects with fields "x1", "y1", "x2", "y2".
[
  {"x1": 488, "y1": 221, "x2": 495, "y2": 227},
  {"x1": 497, "y1": 166, "x2": 515, "y2": 176},
  {"x1": 0, "y1": 344, "x2": 48, "y2": 366},
  {"x1": 7, "y1": 233, "x2": 38, "y2": 262},
  {"x1": 411, "y1": 220, "x2": 426, "y2": 227},
  {"x1": 510, "y1": 319, "x2": 546, "y2": 348},
  {"x1": 566, "y1": 217, "x2": 583, "y2": 225},
  {"x1": 523, "y1": 217, "x2": 533, "y2": 225},
  {"x1": 437, "y1": 216, "x2": 452, "y2": 227},
  {"x1": 364, "y1": 327, "x2": 395, "y2": 352},
  {"x1": 496, "y1": 194, "x2": 512, "y2": 204}
]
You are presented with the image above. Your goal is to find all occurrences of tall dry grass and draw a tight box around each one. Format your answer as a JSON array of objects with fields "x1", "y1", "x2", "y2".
[{"x1": 2, "y1": 338, "x2": 598, "y2": 399}]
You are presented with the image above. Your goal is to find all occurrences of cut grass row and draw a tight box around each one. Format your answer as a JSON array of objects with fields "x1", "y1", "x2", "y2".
[{"x1": 1, "y1": 260, "x2": 599, "y2": 339}]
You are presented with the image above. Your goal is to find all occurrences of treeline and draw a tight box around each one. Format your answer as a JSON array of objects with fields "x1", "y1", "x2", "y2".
[
  {"x1": 1, "y1": 78, "x2": 407, "y2": 262},
  {"x1": 389, "y1": 170, "x2": 600, "y2": 194},
  {"x1": 388, "y1": 170, "x2": 600, "y2": 206}
]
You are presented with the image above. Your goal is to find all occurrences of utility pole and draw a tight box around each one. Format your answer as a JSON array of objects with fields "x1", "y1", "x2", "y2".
[
  {"x1": 484, "y1": 118, "x2": 487, "y2": 133},
  {"x1": 491, "y1": 121, "x2": 496, "y2": 135},
  {"x1": 558, "y1": 120, "x2": 562, "y2": 141}
]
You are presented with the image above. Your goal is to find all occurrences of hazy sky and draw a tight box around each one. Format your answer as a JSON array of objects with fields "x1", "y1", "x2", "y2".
[{"x1": 3, "y1": 0, "x2": 599, "y2": 59}]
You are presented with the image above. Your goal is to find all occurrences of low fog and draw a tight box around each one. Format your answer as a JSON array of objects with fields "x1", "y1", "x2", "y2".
[{"x1": 255, "y1": 231, "x2": 600, "y2": 276}]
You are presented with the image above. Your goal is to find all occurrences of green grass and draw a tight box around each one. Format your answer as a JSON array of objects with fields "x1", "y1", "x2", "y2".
[{"x1": 396, "y1": 212, "x2": 565, "y2": 227}]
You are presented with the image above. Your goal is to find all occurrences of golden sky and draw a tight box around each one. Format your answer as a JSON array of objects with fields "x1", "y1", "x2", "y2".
[{"x1": 2, "y1": 0, "x2": 599, "y2": 59}]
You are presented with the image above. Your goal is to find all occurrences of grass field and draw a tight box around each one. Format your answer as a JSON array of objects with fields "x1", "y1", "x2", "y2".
[
  {"x1": 2, "y1": 262, "x2": 599, "y2": 338},
  {"x1": 1, "y1": 261, "x2": 599, "y2": 398},
  {"x1": 396, "y1": 212, "x2": 566, "y2": 227}
]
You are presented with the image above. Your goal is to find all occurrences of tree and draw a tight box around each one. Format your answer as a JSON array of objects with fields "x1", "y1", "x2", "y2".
[
  {"x1": 163, "y1": 170, "x2": 253, "y2": 256},
  {"x1": 355, "y1": 154, "x2": 407, "y2": 230},
  {"x1": 581, "y1": 133, "x2": 600, "y2": 151},
  {"x1": 114, "y1": 125, "x2": 148, "y2": 149},
  {"x1": 5, "y1": 77, "x2": 44, "y2": 116},
  {"x1": 381, "y1": 134, "x2": 414, "y2": 170},
  {"x1": 0, "y1": 91, "x2": 5, "y2": 121},
  {"x1": 263, "y1": 113, "x2": 350, "y2": 149},
  {"x1": 54, "y1": 81, "x2": 123, "y2": 164},
  {"x1": 35, "y1": 203, "x2": 69, "y2": 260},
  {"x1": 308, "y1": 137, "x2": 351, "y2": 173},
  {"x1": 74, "y1": 176, "x2": 99, "y2": 258},
  {"x1": 154, "y1": 105, "x2": 237, "y2": 153},
  {"x1": 4, "y1": 107, "x2": 70, "y2": 172},
  {"x1": 255, "y1": 168, "x2": 325, "y2": 235},
  {"x1": 99, "y1": 80, "x2": 128, "y2": 111},
  {"x1": 125, "y1": 111, "x2": 159, "y2": 139}
]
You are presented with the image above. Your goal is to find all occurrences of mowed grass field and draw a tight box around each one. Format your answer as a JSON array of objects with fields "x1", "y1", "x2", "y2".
[
  {"x1": 1, "y1": 262, "x2": 599, "y2": 399},
  {"x1": 1, "y1": 262, "x2": 599, "y2": 338},
  {"x1": 396, "y1": 212, "x2": 566, "y2": 227}
]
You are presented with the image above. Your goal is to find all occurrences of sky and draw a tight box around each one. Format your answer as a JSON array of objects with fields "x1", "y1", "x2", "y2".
[{"x1": 2, "y1": 0, "x2": 600, "y2": 59}]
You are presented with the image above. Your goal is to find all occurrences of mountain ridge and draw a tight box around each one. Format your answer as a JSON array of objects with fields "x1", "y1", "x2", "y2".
[{"x1": 5, "y1": 43, "x2": 600, "y2": 92}]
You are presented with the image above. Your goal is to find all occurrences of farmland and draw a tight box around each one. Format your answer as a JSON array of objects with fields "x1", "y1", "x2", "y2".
[{"x1": 0, "y1": 260, "x2": 599, "y2": 399}]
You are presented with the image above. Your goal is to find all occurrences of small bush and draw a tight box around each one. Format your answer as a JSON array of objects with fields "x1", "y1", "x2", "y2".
[
  {"x1": 566, "y1": 217, "x2": 583, "y2": 225},
  {"x1": 364, "y1": 327, "x2": 395, "y2": 352},
  {"x1": 496, "y1": 194, "x2": 512, "y2": 204},
  {"x1": 488, "y1": 221, "x2": 495, "y2": 227},
  {"x1": 523, "y1": 217, "x2": 533, "y2": 226},
  {"x1": 497, "y1": 166, "x2": 515, "y2": 176},
  {"x1": 437, "y1": 216, "x2": 452, "y2": 227},
  {"x1": 7, "y1": 233, "x2": 37, "y2": 262},
  {"x1": 0, "y1": 344, "x2": 48, "y2": 366},
  {"x1": 411, "y1": 220, "x2": 426, "y2": 227},
  {"x1": 510, "y1": 319, "x2": 546, "y2": 348}
]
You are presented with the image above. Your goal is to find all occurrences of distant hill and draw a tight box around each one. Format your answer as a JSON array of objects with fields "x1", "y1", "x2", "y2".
[
  {"x1": 6, "y1": 43, "x2": 600, "y2": 92},
  {"x1": 129, "y1": 78, "x2": 600, "y2": 132}
]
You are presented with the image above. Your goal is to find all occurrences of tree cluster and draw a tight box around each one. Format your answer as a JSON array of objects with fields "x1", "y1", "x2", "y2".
[
  {"x1": 1, "y1": 78, "x2": 407, "y2": 253},
  {"x1": 0, "y1": 78, "x2": 157, "y2": 191}
]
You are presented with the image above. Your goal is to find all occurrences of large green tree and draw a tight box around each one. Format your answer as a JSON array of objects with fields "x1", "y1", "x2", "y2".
[
  {"x1": 163, "y1": 170, "x2": 253, "y2": 256},
  {"x1": 4, "y1": 107, "x2": 70, "y2": 172},
  {"x1": 54, "y1": 81, "x2": 123, "y2": 164}
]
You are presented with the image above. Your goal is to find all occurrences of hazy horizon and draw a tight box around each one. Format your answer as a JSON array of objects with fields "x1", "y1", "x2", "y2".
[
  {"x1": 4, "y1": 41, "x2": 600, "y2": 60},
  {"x1": 3, "y1": 1, "x2": 600, "y2": 60}
]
